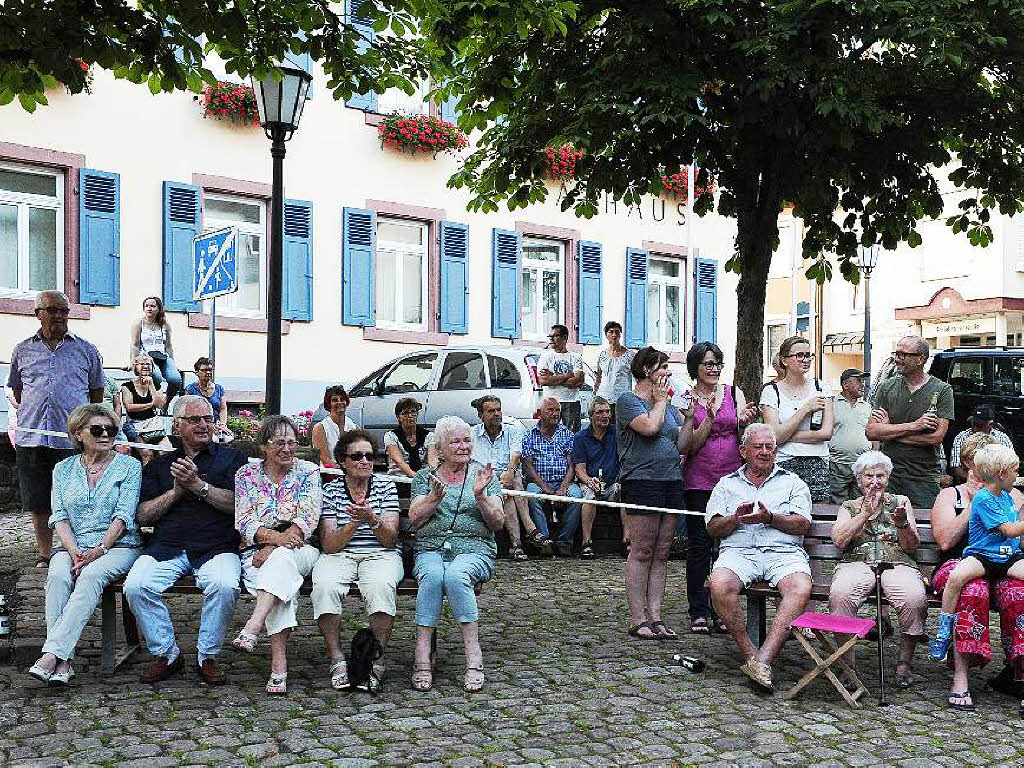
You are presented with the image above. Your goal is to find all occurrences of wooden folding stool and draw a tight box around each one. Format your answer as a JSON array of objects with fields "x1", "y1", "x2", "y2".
[{"x1": 783, "y1": 612, "x2": 875, "y2": 707}]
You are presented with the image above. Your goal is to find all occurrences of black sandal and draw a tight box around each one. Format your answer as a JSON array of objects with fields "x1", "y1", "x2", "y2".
[
  {"x1": 650, "y1": 620, "x2": 678, "y2": 639},
  {"x1": 526, "y1": 529, "x2": 553, "y2": 549},
  {"x1": 509, "y1": 544, "x2": 528, "y2": 561},
  {"x1": 948, "y1": 690, "x2": 976, "y2": 711},
  {"x1": 627, "y1": 621, "x2": 658, "y2": 640},
  {"x1": 581, "y1": 541, "x2": 595, "y2": 559},
  {"x1": 690, "y1": 617, "x2": 711, "y2": 635}
]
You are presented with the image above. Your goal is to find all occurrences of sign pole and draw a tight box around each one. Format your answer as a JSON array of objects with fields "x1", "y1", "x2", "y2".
[{"x1": 209, "y1": 296, "x2": 217, "y2": 363}]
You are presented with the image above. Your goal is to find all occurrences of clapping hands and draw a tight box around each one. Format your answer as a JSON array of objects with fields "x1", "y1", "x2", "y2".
[{"x1": 473, "y1": 463, "x2": 494, "y2": 497}]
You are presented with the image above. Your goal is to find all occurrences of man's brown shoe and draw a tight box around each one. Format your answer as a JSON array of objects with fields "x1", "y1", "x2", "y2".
[
  {"x1": 196, "y1": 657, "x2": 226, "y2": 685},
  {"x1": 139, "y1": 654, "x2": 184, "y2": 684}
]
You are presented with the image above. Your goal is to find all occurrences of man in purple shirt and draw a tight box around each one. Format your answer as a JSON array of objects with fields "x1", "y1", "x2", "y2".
[{"x1": 6, "y1": 291, "x2": 104, "y2": 565}]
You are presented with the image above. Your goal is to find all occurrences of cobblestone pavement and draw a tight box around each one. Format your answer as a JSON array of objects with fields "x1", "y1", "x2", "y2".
[{"x1": 1, "y1": 509, "x2": 1023, "y2": 767}]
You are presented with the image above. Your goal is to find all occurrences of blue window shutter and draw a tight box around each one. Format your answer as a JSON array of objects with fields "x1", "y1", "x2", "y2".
[
  {"x1": 439, "y1": 220, "x2": 469, "y2": 334},
  {"x1": 440, "y1": 93, "x2": 459, "y2": 124},
  {"x1": 284, "y1": 31, "x2": 314, "y2": 99},
  {"x1": 577, "y1": 240, "x2": 603, "y2": 345},
  {"x1": 346, "y1": 0, "x2": 377, "y2": 112},
  {"x1": 624, "y1": 247, "x2": 648, "y2": 348},
  {"x1": 282, "y1": 199, "x2": 313, "y2": 322},
  {"x1": 78, "y1": 168, "x2": 120, "y2": 306},
  {"x1": 695, "y1": 256, "x2": 719, "y2": 343},
  {"x1": 162, "y1": 181, "x2": 201, "y2": 313},
  {"x1": 342, "y1": 207, "x2": 375, "y2": 326},
  {"x1": 491, "y1": 228, "x2": 521, "y2": 339}
]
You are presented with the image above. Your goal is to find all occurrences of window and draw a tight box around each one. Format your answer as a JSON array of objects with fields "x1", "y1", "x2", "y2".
[
  {"x1": 521, "y1": 238, "x2": 565, "y2": 340},
  {"x1": 0, "y1": 164, "x2": 63, "y2": 297},
  {"x1": 994, "y1": 358, "x2": 1024, "y2": 397},
  {"x1": 376, "y1": 79, "x2": 430, "y2": 116},
  {"x1": 488, "y1": 355, "x2": 522, "y2": 390},
  {"x1": 646, "y1": 257, "x2": 684, "y2": 346},
  {"x1": 439, "y1": 352, "x2": 486, "y2": 390},
  {"x1": 376, "y1": 218, "x2": 428, "y2": 330},
  {"x1": 203, "y1": 195, "x2": 265, "y2": 317},
  {"x1": 350, "y1": 362, "x2": 392, "y2": 397},
  {"x1": 766, "y1": 323, "x2": 789, "y2": 363},
  {"x1": 948, "y1": 358, "x2": 985, "y2": 396},
  {"x1": 381, "y1": 353, "x2": 437, "y2": 394}
]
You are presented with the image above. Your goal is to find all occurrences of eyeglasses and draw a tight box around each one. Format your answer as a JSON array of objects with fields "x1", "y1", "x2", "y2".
[
  {"x1": 547, "y1": 334, "x2": 566, "y2": 340},
  {"x1": 181, "y1": 414, "x2": 216, "y2": 425},
  {"x1": 399, "y1": 410, "x2": 419, "y2": 417},
  {"x1": 37, "y1": 307, "x2": 70, "y2": 316},
  {"x1": 892, "y1": 351, "x2": 923, "y2": 360},
  {"x1": 345, "y1": 451, "x2": 375, "y2": 462},
  {"x1": 269, "y1": 439, "x2": 298, "y2": 449},
  {"x1": 196, "y1": 368, "x2": 214, "y2": 374},
  {"x1": 88, "y1": 424, "x2": 118, "y2": 438},
  {"x1": 700, "y1": 361, "x2": 725, "y2": 370},
  {"x1": 785, "y1": 352, "x2": 815, "y2": 361}
]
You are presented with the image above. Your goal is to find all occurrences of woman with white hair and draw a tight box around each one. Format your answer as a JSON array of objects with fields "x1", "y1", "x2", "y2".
[
  {"x1": 828, "y1": 450, "x2": 926, "y2": 687},
  {"x1": 408, "y1": 415, "x2": 504, "y2": 692}
]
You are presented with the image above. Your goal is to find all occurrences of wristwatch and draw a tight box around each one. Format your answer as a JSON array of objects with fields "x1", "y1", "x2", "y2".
[
  {"x1": 197, "y1": 481, "x2": 210, "y2": 500},
  {"x1": 98, "y1": 544, "x2": 109, "y2": 555}
]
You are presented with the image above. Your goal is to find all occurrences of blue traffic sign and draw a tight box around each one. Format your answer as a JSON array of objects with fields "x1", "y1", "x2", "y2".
[{"x1": 192, "y1": 227, "x2": 239, "y2": 301}]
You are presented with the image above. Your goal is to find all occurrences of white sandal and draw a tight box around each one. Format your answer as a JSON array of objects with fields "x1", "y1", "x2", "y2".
[
  {"x1": 330, "y1": 659, "x2": 348, "y2": 690},
  {"x1": 266, "y1": 672, "x2": 287, "y2": 695},
  {"x1": 231, "y1": 630, "x2": 258, "y2": 653}
]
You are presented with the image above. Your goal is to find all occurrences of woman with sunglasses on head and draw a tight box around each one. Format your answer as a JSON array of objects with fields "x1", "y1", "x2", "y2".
[
  {"x1": 183, "y1": 358, "x2": 231, "y2": 440},
  {"x1": 312, "y1": 430, "x2": 402, "y2": 690},
  {"x1": 384, "y1": 397, "x2": 436, "y2": 494},
  {"x1": 311, "y1": 385, "x2": 358, "y2": 467},
  {"x1": 682, "y1": 342, "x2": 759, "y2": 634},
  {"x1": 129, "y1": 296, "x2": 182, "y2": 404},
  {"x1": 28, "y1": 404, "x2": 142, "y2": 685},
  {"x1": 231, "y1": 416, "x2": 321, "y2": 695},
  {"x1": 759, "y1": 336, "x2": 834, "y2": 502}
]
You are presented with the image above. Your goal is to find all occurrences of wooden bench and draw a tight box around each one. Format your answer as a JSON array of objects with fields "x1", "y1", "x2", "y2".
[{"x1": 742, "y1": 503, "x2": 943, "y2": 645}]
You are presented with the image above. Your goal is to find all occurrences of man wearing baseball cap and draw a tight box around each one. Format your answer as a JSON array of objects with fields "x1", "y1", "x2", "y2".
[
  {"x1": 949, "y1": 402, "x2": 1013, "y2": 481},
  {"x1": 829, "y1": 369, "x2": 873, "y2": 502}
]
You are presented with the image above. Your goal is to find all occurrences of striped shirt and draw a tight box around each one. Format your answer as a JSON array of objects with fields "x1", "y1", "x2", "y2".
[{"x1": 321, "y1": 475, "x2": 399, "y2": 554}]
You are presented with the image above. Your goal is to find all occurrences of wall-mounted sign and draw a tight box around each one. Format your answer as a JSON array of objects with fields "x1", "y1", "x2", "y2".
[{"x1": 922, "y1": 317, "x2": 996, "y2": 337}]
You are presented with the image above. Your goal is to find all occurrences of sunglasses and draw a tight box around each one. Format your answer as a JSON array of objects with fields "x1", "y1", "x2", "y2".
[
  {"x1": 182, "y1": 414, "x2": 216, "y2": 425},
  {"x1": 345, "y1": 451, "x2": 375, "y2": 462},
  {"x1": 785, "y1": 352, "x2": 815, "y2": 360},
  {"x1": 893, "y1": 351, "x2": 923, "y2": 360},
  {"x1": 88, "y1": 424, "x2": 118, "y2": 438}
]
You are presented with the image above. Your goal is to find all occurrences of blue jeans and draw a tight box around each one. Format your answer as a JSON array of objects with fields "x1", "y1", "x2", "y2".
[
  {"x1": 147, "y1": 351, "x2": 182, "y2": 403},
  {"x1": 413, "y1": 552, "x2": 494, "y2": 626},
  {"x1": 525, "y1": 482, "x2": 583, "y2": 546},
  {"x1": 124, "y1": 551, "x2": 240, "y2": 663}
]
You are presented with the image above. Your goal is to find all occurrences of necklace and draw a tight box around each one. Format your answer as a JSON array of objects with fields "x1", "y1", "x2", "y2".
[{"x1": 82, "y1": 455, "x2": 112, "y2": 475}]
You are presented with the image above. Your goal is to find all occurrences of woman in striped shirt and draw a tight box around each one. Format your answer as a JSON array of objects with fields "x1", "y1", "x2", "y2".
[{"x1": 312, "y1": 429, "x2": 403, "y2": 689}]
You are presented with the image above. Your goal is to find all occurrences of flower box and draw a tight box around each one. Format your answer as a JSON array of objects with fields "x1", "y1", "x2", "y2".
[
  {"x1": 200, "y1": 81, "x2": 260, "y2": 126},
  {"x1": 660, "y1": 167, "x2": 717, "y2": 201},
  {"x1": 544, "y1": 144, "x2": 583, "y2": 181},
  {"x1": 378, "y1": 112, "x2": 468, "y2": 156}
]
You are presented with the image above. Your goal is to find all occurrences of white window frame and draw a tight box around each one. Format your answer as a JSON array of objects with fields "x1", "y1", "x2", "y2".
[
  {"x1": 764, "y1": 320, "x2": 790, "y2": 366},
  {"x1": 646, "y1": 256, "x2": 686, "y2": 347},
  {"x1": 202, "y1": 193, "x2": 266, "y2": 318},
  {"x1": 377, "y1": 78, "x2": 431, "y2": 116},
  {"x1": 0, "y1": 162, "x2": 64, "y2": 299},
  {"x1": 375, "y1": 217, "x2": 429, "y2": 332},
  {"x1": 521, "y1": 237, "x2": 566, "y2": 341}
]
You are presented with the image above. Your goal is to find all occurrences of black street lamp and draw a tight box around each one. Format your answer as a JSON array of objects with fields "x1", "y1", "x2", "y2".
[
  {"x1": 857, "y1": 244, "x2": 880, "y2": 383},
  {"x1": 251, "y1": 63, "x2": 312, "y2": 416}
]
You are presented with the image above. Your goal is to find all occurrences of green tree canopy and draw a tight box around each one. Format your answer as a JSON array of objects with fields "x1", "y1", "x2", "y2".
[
  {"x1": 0, "y1": 0, "x2": 427, "y2": 111},
  {"x1": 422, "y1": 0, "x2": 1024, "y2": 396}
]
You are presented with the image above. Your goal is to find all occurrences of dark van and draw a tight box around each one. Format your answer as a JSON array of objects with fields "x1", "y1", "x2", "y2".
[{"x1": 929, "y1": 348, "x2": 1024, "y2": 465}]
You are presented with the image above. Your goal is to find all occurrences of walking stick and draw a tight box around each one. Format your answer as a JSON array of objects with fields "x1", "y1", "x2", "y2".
[{"x1": 872, "y1": 561, "x2": 895, "y2": 706}]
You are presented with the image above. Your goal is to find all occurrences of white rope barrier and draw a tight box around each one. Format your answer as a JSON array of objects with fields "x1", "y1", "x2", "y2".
[{"x1": 16, "y1": 426, "x2": 177, "y2": 453}]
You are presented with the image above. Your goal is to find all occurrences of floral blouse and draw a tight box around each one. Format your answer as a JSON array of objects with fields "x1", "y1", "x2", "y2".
[
  {"x1": 234, "y1": 458, "x2": 321, "y2": 549},
  {"x1": 839, "y1": 493, "x2": 917, "y2": 567}
]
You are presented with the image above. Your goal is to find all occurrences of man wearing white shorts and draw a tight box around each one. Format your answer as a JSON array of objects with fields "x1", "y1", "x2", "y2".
[{"x1": 707, "y1": 423, "x2": 812, "y2": 692}]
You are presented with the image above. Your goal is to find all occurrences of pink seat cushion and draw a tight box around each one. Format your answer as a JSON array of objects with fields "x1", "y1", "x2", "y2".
[{"x1": 791, "y1": 612, "x2": 875, "y2": 638}]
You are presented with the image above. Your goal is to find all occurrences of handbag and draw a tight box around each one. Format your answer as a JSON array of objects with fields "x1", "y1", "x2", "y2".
[{"x1": 131, "y1": 415, "x2": 171, "y2": 442}]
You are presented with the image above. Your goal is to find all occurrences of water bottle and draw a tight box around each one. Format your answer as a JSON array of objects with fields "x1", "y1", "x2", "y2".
[
  {"x1": 0, "y1": 594, "x2": 10, "y2": 639},
  {"x1": 597, "y1": 469, "x2": 605, "y2": 495},
  {"x1": 672, "y1": 654, "x2": 705, "y2": 673}
]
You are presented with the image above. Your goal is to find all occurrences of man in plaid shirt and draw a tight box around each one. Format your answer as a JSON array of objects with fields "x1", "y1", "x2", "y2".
[{"x1": 522, "y1": 397, "x2": 584, "y2": 557}]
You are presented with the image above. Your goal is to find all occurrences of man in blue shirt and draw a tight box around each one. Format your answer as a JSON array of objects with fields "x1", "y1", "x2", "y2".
[
  {"x1": 572, "y1": 396, "x2": 621, "y2": 559},
  {"x1": 521, "y1": 397, "x2": 583, "y2": 557}
]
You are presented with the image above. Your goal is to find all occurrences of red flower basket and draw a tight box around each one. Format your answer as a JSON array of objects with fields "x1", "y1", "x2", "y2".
[
  {"x1": 200, "y1": 81, "x2": 260, "y2": 126},
  {"x1": 661, "y1": 167, "x2": 717, "y2": 201},
  {"x1": 378, "y1": 112, "x2": 468, "y2": 156},
  {"x1": 543, "y1": 144, "x2": 584, "y2": 181}
]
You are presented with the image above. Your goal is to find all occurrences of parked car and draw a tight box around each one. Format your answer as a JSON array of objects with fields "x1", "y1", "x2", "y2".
[
  {"x1": 929, "y1": 347, "x2": 1024, "y2": 470},
  {"x1": 344, "y1": 345, "x2": 594, "y2": 446}
]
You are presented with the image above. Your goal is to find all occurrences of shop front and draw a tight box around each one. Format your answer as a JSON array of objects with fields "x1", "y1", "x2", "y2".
[{"x1": 895, "y1": 287, "x2": 1024, "y2": 350}]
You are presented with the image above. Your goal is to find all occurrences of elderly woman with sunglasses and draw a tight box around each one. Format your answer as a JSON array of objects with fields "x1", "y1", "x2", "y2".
[
  {"x1": 409, "y1": 415, "x2": 504, "y2": 693},
  {"x1": 28, "y1": 404, "x2": 142, "y2": 685},
  {"x1": 231, "y1": 416, "x2": 321, "y2": 695},
  {"x1": 312, "y1": 429, "x2": 402, "y2": 689}
]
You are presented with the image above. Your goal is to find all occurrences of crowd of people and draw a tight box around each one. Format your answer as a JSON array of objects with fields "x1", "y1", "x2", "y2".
[{"x1": 8, "y1": 291, "x2": 1024, "y2": 713}]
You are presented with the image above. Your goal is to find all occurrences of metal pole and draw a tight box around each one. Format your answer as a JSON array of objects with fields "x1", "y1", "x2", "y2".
[
  {"x1": 863, "y1": 271, "x2": 872, "y2": 379},
  {"x1": 266, "y1": 127, "x2": 286, "y2": 416},
  {"x1": 209, "y1": 296, "x2": 216, "y2": 363}
]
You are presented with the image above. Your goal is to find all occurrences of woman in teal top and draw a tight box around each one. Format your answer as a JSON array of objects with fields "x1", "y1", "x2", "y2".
[
  {"x1": 29, "y1": 404, "x2": 142, "y2": 686},
  {"x1": 409, "y1": 415, "x2": 504, "y2": 693}
]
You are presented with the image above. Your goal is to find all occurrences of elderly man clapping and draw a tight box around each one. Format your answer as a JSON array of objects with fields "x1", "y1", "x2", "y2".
[{"x1": 707, "y1": 423, "x2": 812, "y2": 692}]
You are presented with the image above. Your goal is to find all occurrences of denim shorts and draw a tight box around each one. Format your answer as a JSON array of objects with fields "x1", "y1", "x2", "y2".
[{"x1": 713, "y1": 547, "x2": 810, "y2": 588}]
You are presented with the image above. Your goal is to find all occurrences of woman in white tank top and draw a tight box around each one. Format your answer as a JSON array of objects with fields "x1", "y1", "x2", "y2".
[
  {"x1": 129, "y1": 297, "x2": 182, "y2": 404},
  {"x1": 312, "y1": 385, "x2": 357, "y2": 466}
]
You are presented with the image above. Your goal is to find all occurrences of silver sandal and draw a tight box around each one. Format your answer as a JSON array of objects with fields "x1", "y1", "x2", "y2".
[{"x1": 330, "y1": 659, "x2": 348, "y2": 690}]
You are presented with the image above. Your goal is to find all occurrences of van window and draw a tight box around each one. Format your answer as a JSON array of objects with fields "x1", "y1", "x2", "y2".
[
  {"x1": 439, "y1": 352, "x2": 486, "y2": 391},
  {"x1": 349, "y1": 362, "x2": 391, "y2": 397},
  {"x1": 994, "y1": 357, "x2": 1024, "y2": 397},
  {"x1": 487, "y1": 355, "x2": 522, "y2": 390},
  {"x1": 381, "y1": 353, "x2": 437, "y2": 394},
  {"x1": 948, "y1": 359, "x2": 985, "y2": 396}
]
